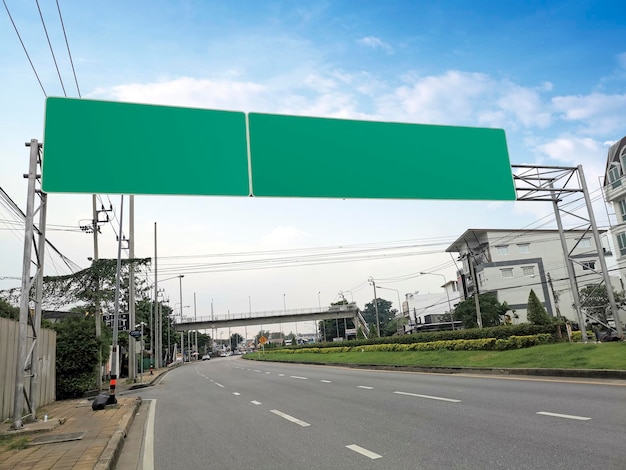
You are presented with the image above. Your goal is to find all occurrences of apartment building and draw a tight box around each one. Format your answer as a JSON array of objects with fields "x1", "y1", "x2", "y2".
[
  {"x1": 445, "y1": 228, "x2": 613, "y2": 324},
  {"x1": 603, "y1": 135, "x2": 626, "y2": 281}
]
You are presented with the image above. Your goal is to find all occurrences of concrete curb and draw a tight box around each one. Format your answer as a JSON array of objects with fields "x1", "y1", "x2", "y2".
[
  {"x1": 94, "y1": 396, "x2": 142, "y2": 470},
  {"x1": 243, "y1": 357, "x2": 626, "y2": 380}
]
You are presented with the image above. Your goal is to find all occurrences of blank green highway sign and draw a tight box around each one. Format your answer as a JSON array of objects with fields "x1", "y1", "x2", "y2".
[
  {"x1": 42, "y1": 98, "x2": 250, "y2": 196},
  {"x1": 248, "y1": 113, "x2": 514, "y2": 200},
  {"x1": 42, "y1": 98, "x2": 515, "y2": 200}
]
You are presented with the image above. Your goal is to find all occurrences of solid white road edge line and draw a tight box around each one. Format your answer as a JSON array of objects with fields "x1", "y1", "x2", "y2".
[
  {"x1": 536, "y1": 411, "x2": 592, "y2": 421},
  {"x1": 394, "y1": 391, "x2": 461, "y2": 403},
  {"x1": 346, "y1": 444, "x2": 382, "y2": 459},
  {"x1": 270, "y1": 409, "x2": 311, "y2": 427},
  {"x1": 143, "y1": 399, "x2": 156, "y2": 470}
]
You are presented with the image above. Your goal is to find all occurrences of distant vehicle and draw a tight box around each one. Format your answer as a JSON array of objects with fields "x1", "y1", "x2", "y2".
[
  {"x1": 219, "y1": 352, "x2": 228, "y2": 357},
  {"x1": 201, "y1": 354, "x2": 211, "y2": 361}
]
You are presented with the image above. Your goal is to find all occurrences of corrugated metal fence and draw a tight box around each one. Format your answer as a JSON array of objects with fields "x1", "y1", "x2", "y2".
[{"x1": 0, "y1": 317, "x2": 56, "y2": 422}]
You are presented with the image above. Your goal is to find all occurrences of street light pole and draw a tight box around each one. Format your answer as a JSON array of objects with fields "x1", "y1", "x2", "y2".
[
  {"x1": 420, "y1": 272, "x2": 455, "y2": 330},
  {"x1": 368, "y1": 277, "x2": 381, "y2": 337}
]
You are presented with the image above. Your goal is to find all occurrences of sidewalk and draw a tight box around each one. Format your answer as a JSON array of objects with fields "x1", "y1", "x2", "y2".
[{"x1": 0, "y1": 367, "x2": 169, "y2": 470}]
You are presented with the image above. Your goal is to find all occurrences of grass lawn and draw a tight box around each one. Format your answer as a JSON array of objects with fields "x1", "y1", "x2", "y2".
[{"x1": 246, "y1": 342, "x2": 626, "y2": 370}]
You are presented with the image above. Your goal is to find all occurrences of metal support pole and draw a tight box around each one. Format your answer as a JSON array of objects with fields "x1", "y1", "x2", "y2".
[
  {"x1": 12, "y1": 140, "x2": 40, "y2": 430},
  {"x1": 551, "y1": 183, "x2": 588, "y2": 342},
  {"x1": 29, "y1": 190, "x2": 47, "y2": 419},
  {"x1": 578, "y1": 165, "x2": 623, "y2": 338}
]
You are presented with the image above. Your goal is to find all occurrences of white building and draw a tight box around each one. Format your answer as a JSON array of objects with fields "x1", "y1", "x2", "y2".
[
  {"x1": 445, "y1": 228, "x2": 615, "y2": 324},
  {"x1": 402, "y1": 284, "x2": 461, "y2": 332},
  {"x1": 603, "y1": 136, "x2": 626, "y2": 282}
]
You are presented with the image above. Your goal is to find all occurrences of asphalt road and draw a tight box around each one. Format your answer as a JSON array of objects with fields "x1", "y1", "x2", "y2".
[{"x1": 129, "y1": 356, "x2": 626, "y2": 469}]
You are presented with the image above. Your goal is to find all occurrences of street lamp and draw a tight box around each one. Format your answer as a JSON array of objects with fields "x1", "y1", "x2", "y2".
[
  {"x1": 367, "y1": 277, "x2": 381, "y2": 337},
  {"x1": 420, "y1": 272, "x2": 455, "y2": 330}
]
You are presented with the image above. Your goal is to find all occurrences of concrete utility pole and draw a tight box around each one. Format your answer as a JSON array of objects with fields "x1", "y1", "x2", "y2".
[
  {"x1": 128, "y1": 195, "x2": 136, "y2": 381},
  {"x1": 92, "y1": 194, "x2": 102, "y2": 390},
  {"x1": 153, "y1": 222, "x2": 159, "y2": 368},
  {"x1": 108, "y1": 195, "x2": 125, "y2": 405},
  {"x1": 465, "y1": 242, "x2": 483, "y2": 328},
  {"x1": 179, "y1": 275, "x2": 184, "y2": 361},
  {"x1": 368, "y1": 277, "x2": 381, "y2": 337}
]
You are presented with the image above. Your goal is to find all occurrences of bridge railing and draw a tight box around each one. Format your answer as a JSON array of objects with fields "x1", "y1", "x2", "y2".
[{"x1": 179, "y1": 303, "x2": 358, "y2": 323}]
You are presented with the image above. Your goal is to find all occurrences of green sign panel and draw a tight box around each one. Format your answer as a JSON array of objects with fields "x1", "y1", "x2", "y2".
[
  {"x1": 248, "y1": 113, "x2": 514, "y2": 200},
  {"x1": 42, "y1": 98, "x2": 250, "y2": 196},
  {"x1": 42, "y1": 98, "x2": 515, "y2": 200}
]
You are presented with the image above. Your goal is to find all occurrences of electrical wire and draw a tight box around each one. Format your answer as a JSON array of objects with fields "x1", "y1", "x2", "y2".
[
  {"x1": 55, "y1": 0, "x2": 80, "y2": 97},
  {"x1": 35, "y1": 0, "x2": 66, "y2": 96},
  {"x1": 2, "y1": 0, "x2": 47, "y2": 96}
]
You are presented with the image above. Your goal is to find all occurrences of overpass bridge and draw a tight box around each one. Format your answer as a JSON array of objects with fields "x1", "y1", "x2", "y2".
[{"x1": 174, "y1": 302, "x2": 370, "y2": 337}]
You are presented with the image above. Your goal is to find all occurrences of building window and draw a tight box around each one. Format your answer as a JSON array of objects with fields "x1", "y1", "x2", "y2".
[
  {"x1": 496, "y1": 245, "x2": 509, "y2": 256},
  {"x1": 517, "y1": 243, "x2": 530, "y2": 254},
  {"x1": 478, "y1": 272, "x2": 485, "y2": 287},
  {"x1": 580, "y1": 238, "x2": 592, "y2": 248},
  {"x1": 522, "y1": 266, "x2": 535, "y2": 276},
  {"x1": 501, "y1": 268, "x2": 513, "y2": 278},
  {"x1": 619, "y1": 200, "x2": 626, "y2": 222},
  {"x1": 609, "y1": 165, "x2": 622, "y2": 189},
  {"x1": 617, "y1": 232, "x2": 626, "y2": 256},
  {"x1": 582, "y1": 261, "x2": 596, "y2": 271}
]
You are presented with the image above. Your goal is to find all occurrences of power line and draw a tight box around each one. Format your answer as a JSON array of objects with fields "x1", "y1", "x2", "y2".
[
  {"x1": 2, "y1": 0, "x2": 47, "y2": 96},
  {"x1": 35, "y1": 0, "x2": 66, "y2": 96},
  {"x1": 55, "y1": 0, "x2": 80, "y2": 97}
]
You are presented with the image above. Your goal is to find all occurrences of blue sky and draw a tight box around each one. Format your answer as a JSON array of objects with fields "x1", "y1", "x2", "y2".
[{"x1": 1, "y1": 1, "x2": 626, "y2": 333}]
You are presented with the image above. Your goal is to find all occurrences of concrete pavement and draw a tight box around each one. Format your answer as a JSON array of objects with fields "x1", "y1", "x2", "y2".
[{"x1": 0, "y1": 367, "x2": 169, "y2": 470}]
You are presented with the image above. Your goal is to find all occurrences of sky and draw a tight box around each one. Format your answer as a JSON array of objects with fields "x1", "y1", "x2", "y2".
[{"x1": 1, "y1": 0, "x2": 626, "y2": 336}]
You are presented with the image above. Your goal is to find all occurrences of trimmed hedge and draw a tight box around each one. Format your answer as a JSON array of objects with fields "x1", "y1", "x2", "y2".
[
  {"x1": 269, "y1": 334, "x2": 552, "y2": 354},
  {"x1": 291, "y1": 324, "x2": 559, "y2": 351}
]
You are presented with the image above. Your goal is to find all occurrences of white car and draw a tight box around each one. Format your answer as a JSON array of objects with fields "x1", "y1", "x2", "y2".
[{"x1": 201, "y1": 354, "x2": 210, "y2": 361}]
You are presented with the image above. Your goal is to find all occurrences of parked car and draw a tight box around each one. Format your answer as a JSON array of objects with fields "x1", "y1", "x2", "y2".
[{"x1": 201, "y1": 354, "x2": 211, "y2": 361}]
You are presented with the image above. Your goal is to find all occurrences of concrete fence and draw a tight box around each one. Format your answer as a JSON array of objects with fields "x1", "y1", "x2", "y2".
[{"x1": 0, "y1": 317, "x2": 56, "y2": 422}]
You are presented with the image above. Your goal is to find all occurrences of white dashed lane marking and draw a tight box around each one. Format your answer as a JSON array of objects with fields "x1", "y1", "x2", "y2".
[
  {"x1": 270, "y1": 409, "x2": 311, "y2": 427},
  {"x1": 357, "y1": 386, "x2": 373, "y2": 390},
  {"x1": 346, "y1": 444, "x2": 382, "y2": 460},
  {"x1": 290, "y1": 376, "x2": 308, "y2": 380},
  {"x1": 537, "y1": 411, "x2": 591, "y2": 421},
  {"x1": 251, "y1": 400, "x2": 262, "y2": 405},
  {"x1": 394, "y1": 391, "x2": 461, "y2": 403},
  {"x1": 321, "y1": 380, "x2": 332, "y2": 383}
]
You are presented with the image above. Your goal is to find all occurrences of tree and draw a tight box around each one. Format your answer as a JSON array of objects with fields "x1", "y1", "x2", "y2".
[
  {"x1": 453, "y1": 293, "x2": 509, "y2": 328},
  {"x1": 230, "y1": 332, "x2": 244, "y2": 350},
  {"x1": 362, "y1": 298, "x2": 395, "y2": 336},
  {"x1": 53, "y1": 315, "x2": 110, "y2": 399},
  {"x1": 527, "y1": 289, "x2": 551, "y2": 325},
  {"x1": 578, "y1": 284, "x2": 626, "y2": 324},
  {"x1": 0, "y1": 297, "x2": 18, "y2": 320}
]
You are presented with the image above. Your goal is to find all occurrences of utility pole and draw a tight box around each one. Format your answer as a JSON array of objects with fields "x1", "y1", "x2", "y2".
[
  {"x1": 368, "y1": 277, "x2": 381, "y2": 337},
  {"x1": 92, "y1": 195, "x2": 102, "y2": 390},
  {"x1": 465, "y1": 242, "x2": 483, "y2": 328},
  {"x1": 128, "y1": 195, "x2": 136, "y2": 381},
  {"x1": 108, "y1": 195, "x2": 125, "y2": 405},
  {"x1": 194, "y1": 292, "x2": 198, "y2": 359},
  {"x1": 547, "y1": 273, "x2": 566, "y2": 341},
  {"x1": 153, "y1": 222, "x2": 159, "y2": 368},
  {"x1": 179, "y1": 275, "x2": 184, "y2": 361}
]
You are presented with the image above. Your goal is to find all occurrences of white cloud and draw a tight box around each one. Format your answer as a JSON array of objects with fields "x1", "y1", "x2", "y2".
[
  {"x1": 552, "y1": 92, "x2": 626, "y2": 135},
  {"x1": 535, "y1": 136, "x2": 607, "y2": 184},
  {"x1": 89, "y1": 77, "x2": 268, "y2": 111},
  {"x1": 357, "y1": 36, "x2": 394, "y2": 54}
]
